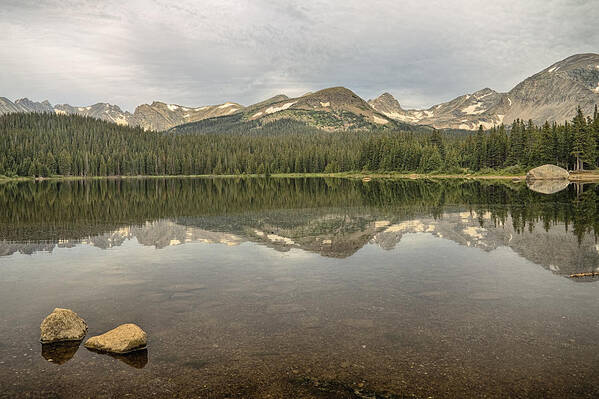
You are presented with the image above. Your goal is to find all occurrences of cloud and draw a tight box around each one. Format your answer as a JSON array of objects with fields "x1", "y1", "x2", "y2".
[{"x1": 0, "y1": 0, "x2": 597, "y2": 111}]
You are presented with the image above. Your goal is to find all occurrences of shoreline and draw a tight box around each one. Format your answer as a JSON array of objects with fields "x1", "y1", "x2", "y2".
[
  {"x1": 0, "y1": 173, "x2": 527, "y2": 182},
  {"x1": 1, "y1": 171, "x2": 598, "y2": 183}
]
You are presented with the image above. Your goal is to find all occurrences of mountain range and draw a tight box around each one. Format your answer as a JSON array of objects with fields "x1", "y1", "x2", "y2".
[
  {"x1": 1, "y1": 53, "x2": 598, "y2": 131},
  {"x1": 368, "y1": 53, "x2": 599, "y2": 130}
]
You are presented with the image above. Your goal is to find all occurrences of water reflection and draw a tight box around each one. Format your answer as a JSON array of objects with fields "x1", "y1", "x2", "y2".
[
  {"x1": 1, "y1": 178, "x2": 599, "y2": 279},
  {"x1": 86, "y1": 348, "x2": 148, "y2": 369},
  {"x1": 41, "y1": 341, "x2": 82, "y2": 365},
  {"x1": 3, "y1": 178, "x2": 599, "y2": 397},
  {"x1": 526, "y1": 179, "x2": 570, "y2": 194}
]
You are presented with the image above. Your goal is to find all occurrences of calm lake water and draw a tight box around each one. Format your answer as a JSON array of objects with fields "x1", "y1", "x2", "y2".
[{"x1": 1, "y1": 178, "x2": 599, "y2": 398}]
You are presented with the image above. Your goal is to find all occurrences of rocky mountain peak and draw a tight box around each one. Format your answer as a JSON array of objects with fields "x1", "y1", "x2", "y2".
[
  {"x1": 368, "y1": 53, "x2": 599, "y2": 130},
  {"x1": 546, "y1": 53, "x2": 599, "y2": 71},
  {"x1": 297, "y1": 87, "x2": 373, "y2": 112},
  {"x1": 240, "y1": 86, "x2": 395, "y2": 129},
  {"x1": 368, "y1": 92, "x2": 403, "y2": 111}
]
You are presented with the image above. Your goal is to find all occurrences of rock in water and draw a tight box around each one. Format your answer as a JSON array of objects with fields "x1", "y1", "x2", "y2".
[
  {"x1": 40, "y1": 308, "x2": 88, "y2": 343},
  {"x1": 84, "y1": 324, "x2": 147, "y2": 354},
  {"x1": 526, "y1": 164, "x2": 569, "y2": 180}
]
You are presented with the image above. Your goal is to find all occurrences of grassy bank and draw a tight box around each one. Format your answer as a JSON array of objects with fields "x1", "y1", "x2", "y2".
[{"x1": 0, "y1": 171, "x2": 528, "y2": 183}]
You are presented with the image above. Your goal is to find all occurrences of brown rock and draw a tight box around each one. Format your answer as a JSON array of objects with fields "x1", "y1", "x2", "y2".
[
  {"x1": 40, "y1": 308, "x2": 87, "y2": 344},
  {"x1": 84, "y1": 323, "x2": 147, "y2": 354}
]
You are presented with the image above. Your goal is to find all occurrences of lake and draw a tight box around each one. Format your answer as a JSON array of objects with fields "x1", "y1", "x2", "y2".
[{"x1": 1, "y1": 178, "x2": 598, "y2": 398}]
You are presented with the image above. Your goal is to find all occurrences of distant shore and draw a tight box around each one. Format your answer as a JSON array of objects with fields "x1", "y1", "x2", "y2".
[
  {"x1": 0, "y1": 172, "x2": 527, "y2": 182},
  {"x1": 2, "y1": 171, "x2": 599, "y2": 183}
]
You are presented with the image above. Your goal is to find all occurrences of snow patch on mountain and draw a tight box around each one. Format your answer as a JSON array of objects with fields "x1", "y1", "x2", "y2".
[
  {"x1": 461, "y1": 102, "x2": 486, "y2": 115},
  {"x1": 373, "y1": 115, "x2": 388, "y2": 124},
  {"x1": 476, "y1": 91, "x2": 493, "y2": 99},
  {"x1": 265, "y1": 101, "x2": 296, "y2": 115}
]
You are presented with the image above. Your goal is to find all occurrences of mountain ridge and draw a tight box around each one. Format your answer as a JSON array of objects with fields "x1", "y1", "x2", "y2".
[
  {"x1": 370, "y1": 53, "x2": 599, "y2": 129},
  {"x1": 1, "y1": 53, "x2": 598, "y2": 131}
]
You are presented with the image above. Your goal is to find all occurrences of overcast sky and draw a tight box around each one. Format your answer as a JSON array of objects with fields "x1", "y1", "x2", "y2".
[{"x1": 1, "y1": 0, "x2": 597, "y2": 111}]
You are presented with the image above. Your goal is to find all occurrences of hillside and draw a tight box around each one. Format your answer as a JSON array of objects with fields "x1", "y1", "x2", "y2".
[{"x1": 173, "y1": 87, "x2": 421, "y2": 134}]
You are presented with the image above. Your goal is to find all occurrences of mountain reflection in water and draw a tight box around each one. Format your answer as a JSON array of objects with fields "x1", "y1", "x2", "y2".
[
  {"x1": 3, "y1": 177, "x2": 599, "y2": 398},
  {"x1": 1, "y1": 177, "x2": 598, "y2": 278}
]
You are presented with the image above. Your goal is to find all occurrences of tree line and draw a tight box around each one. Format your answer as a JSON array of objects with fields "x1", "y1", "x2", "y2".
[{"x1": 1, "y1": 106, "x2": 598, "y2": 177}]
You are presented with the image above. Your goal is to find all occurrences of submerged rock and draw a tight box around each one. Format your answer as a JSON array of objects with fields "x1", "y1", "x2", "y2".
[
  {"x1": 40, "y1": 308, "x2": 88, "y2": 344},
  {"x1": 41, "y1": 341, "x2": 81, "y2": 365},
  {"x1": 526, "y1": 164, "x2": 569, "y2": 180},
  {"x1": 84, "y1": 323, "x2": 147, "y2": 354}
]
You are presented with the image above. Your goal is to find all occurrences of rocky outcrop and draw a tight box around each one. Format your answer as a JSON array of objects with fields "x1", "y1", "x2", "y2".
[
  {"x1": 84, "y1": 323, "x2": 147, "y2": 353},
  {"x1": 40, "y1": 308, "x2": 88, "y2": 343},
  {"x1": 0, "y1": 97, "x2": 21, "y2": 114},
  {"x1": 0, "y1": 97, "x2": 54, "y2": 114},
  {"x1": 15, "y1": 98, "x2": 54, "y2": 113},
  {"x1": 526, "y1": 164, "x2": 570, "y2": 181}
]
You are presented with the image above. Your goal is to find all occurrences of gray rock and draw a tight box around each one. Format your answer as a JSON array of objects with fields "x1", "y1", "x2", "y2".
[
  {"x1": 40, "y1": 308, "x2": 88, "y2": 343},
  {"x1": 84, "y1": 323, "x2": 147, "y2": 354},
  {"x1": 526, "y1": 164, "x2": 570, "y2": 181}
]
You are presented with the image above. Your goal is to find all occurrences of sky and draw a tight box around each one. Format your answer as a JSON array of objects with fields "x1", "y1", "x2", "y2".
[{"x1": 1, "y1": 0, "x2": 598, "y2": 111}]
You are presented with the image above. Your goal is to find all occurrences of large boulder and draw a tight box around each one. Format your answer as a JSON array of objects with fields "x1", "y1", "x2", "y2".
[
  {"x1": 526, "y1": 164, "x2": 569, "y2": 180},
  {"x1": 40, "y1": 308, "x2": 88, "y2": 344},
  {"x1": 84, "y1": 323, "x2": 147, "y2": 354}
]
